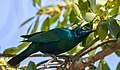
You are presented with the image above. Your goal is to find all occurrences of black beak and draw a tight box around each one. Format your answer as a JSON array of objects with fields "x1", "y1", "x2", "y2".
[{"x1": 87, "y1": 30, "x2": 96, "y2": 33}]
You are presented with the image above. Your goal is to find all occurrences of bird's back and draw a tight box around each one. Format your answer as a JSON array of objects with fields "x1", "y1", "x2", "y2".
[{"x1": 38, "y1": 28, "x2": 79, "y2": 55}]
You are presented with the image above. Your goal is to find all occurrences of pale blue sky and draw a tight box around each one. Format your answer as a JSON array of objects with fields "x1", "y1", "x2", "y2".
[{"x1": 0, "y1": 0, "x2": 119, "y2": 70}]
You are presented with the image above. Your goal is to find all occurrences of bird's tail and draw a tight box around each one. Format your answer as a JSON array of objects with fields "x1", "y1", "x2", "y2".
[{"x1": 8, "y1": 43, "x2": 39, "y2": 66}]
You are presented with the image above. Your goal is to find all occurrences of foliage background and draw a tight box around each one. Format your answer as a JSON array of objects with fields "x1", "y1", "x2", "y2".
[{"x1": 0, "y1": 0, "x2": 120, "y2": 70}]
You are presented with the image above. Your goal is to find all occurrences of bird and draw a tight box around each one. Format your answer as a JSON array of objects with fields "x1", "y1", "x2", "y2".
[{"x1": 7, "y1": 26, "x2": 95, "y2": 66}]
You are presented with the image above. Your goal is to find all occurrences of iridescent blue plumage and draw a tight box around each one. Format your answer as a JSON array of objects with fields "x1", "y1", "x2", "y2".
[{"x1": 8, "y1": 26, "x2": 94, "y2": 66}]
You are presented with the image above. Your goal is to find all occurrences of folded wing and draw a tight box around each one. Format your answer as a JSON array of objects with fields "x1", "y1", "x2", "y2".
[{"x1": 21, "y1": 30, "x2": 60, "y2": 43}]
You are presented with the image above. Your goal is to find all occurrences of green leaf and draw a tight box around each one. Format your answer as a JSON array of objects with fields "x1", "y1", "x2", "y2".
[
  {"x1": 3, "y1": 47, "x2": 18, "y2": 54},
  {"x1": 61, "y1": 18, "x2": 68, "y2": 27},
  {"x1": 118, "y1": 20, "x2": 120, "y2": 25},
  {"x1": 36, "y1": 0, "x2": 41, "y2": 7},
  {"x1": 115, "y1": 50, "x2": 120, "y2": 57},
  {"x1": 50, "y1": 13, "x2": 60, "y2": 24},
  {"x1": 97, "y1": 20, "x2": 108, "y2": 40},
  {"x1": 26, "y1": 24, "x2": 33, "y2": 34},
  {"x1": 119, "y1": 6, "x2": 120, "y2": 14},
  {"x1": 108, "y1": 17, "x2": 120, "y2": 38},
  {"x1": 20, "y1": 16, "x2": 35, "y2": 27},
  {"x1": 117, "y1": 30, "x2": 120, "y2": 38},
  {"x1": 97, "y1": 59, "x2": 110, "y2": 70},
  {"x1": 88, "y1": 0, "x2": 96, "y2": 13},
  {"x1": 19, "y1": 66, "x2": 27, "y2": 70},
  {"x1": 56, "y1": 21, "x2": 62, "y2": 28},
  {"x1": 63, "y1": 9, "x2": 71, "y2": 19},
  {"x1": 33, "y1": 0, "x2": 41, "y2": 7},
  {"x1": 31, "y1": 17, "x2": 39, "y2": 34},
  {"x1": 27, "y1": 61, "x2": 36, "y2": 70},
  {"x1": 88, "y1": 49, "x2": 96, "y2": 56},
  {"x1": 67, "y1": 45, "x2": 81, "y2": 54},
  {"x1": 58, "y1": 9, "x2": 70, "y2": 27},
  {"x1": 98, "y1": 0, "x2": 107, "y2": 5},
  {"x1": 33, "y1": 0, "x2": 36, "y2": 6},
  {"x1": 98, "y1": 29, "x2": 108, "y2": 40},
  {"x1": 117, "y1": 62, "x2": 120, "y2": 70},
  {"x1": 72, "y1": 3, "x2": 80, "y2": 16},
  {"x1": 109, "y1": 7, "x2": 119, "y2": 15},
  {"x1": 16, "y1": 42, "x2": 30, "y2": 53},
  {"x1": 41, "y1": 17, "x2": 50, "y2": 31},
  {"x1": 86, "y1": 32, "x2": 95, "y2": 44},
  {"x1": 86, "y1": 32, "x2": 97, "y2": 55},
  {"x1": 70, "y1": 10, "x2": 76, "y2": 23},
  {"x1": 78, "y1": 0, "x2": 89, "y2": 11},
  {"x1": 83, "y1": 12, "x2": 96, "y2": 22}
]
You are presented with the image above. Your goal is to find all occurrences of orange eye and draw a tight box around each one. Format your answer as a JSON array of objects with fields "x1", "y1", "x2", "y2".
[{"x1": 82, "y1": 27, "x2": 86, "y2": 30}]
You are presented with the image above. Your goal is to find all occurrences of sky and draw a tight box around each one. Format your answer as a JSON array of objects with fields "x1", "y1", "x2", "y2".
[{"x1": 0, "y1": 0, "x2": 119, "y2": 70}]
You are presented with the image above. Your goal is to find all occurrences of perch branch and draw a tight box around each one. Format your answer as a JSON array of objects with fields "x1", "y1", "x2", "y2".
[
  {"x1": 71, "y1": 39, "x2": 120, "y2": 70},
  {"x1": 73, "y1": 37, "x2": 99, "y2": 61}
]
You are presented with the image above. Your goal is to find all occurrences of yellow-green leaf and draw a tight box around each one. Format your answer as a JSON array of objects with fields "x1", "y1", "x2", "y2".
[
  {"x1": 3, "y1": 47, "x2": 18, "y2": 54},
  {"x1": 19, "y1": 66, "x2": 27, "y2": 70},
  {"x1": 97, "y1": 60, "x2": 110, "y2": 70},
  {"x1": 33, "y1": 0, "x2": 41, "y2": 7},
  {"x1": 41, "y1": 17, "x2": 50, "y2": 31},
  {"x1": 78, "y1": 0, "x2": 89, "y2": 11},
  {"x1": 88, "y1": 49, "x2": 96, "y2": 56},
  {"x1": 108, "y1": 17, "x2": 120, "y2": 38},
  {"x1": 117, "y1": 62, "x2": 120, "y2": 70},
  {"x1": 16, "y1": 42, "x2": 30, "y2": 53},
  {"x1": 86, "y1": 32, "x2": 95, "y2": 44},
  {"x1": 97, "y1": 20, "x2": 108, "y2": 40},
  {"x1": 73, "y1": 3, "x2": 80, "y2": 16},
  {"x1": 67, "y1": 45, "x2": 82, "y2": 54},
  {"x1": 88, "y1": 0, "x2": 96, "y2": 13},
  {"x1": 27, "y1": 61, "x2": 36, "y2": 70},
  {"x1": 115, "y1": 50, "x2": 120, "y2": 57},
  {"x1": 50, "y1": 13, "x2": 60, "y2": 24},
  {"x1": 27, "y1": 24, "x2": 33, "y2": 34},
  {"x1": 83, "y1": 12, "x2": 96, "y2": 22},
  {"x1": 98, "y1": 0, "x2": 107, "y2": 5},
  {"x1": 98, "y1": 29, "x2": 108, "y2": 40},
  {"x1": 31, "y1": 17, "x2": 39, "y2": 34},
  {"x1": 70, "y1": 10, "x2": 76, "y2": 23},
  {"x1": 109, "y1": 7, "x2": 119, "y2": 15},
  {"x1": 20, "y1": 16, "x2": 35, "y2": 27}
]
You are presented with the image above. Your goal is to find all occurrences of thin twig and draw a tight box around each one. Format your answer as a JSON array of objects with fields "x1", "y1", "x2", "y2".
[
  {"x1": 74, "y1": 37, "x2": 99, "y2": 60},
  {"x1": 73, "y1": 39, "x2": 120, "y2": 70},
  {"x1": 37, "y1": 59, "x2": 50, "y2": 66},
  {"x1": 81, "y1": 39, "x2": 118, "y2": 57},
  {"x1": 37, "y1": 66, "x2": 61, "y2": 70}
]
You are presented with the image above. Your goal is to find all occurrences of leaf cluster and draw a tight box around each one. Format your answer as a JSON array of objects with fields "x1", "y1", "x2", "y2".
[{"x1": 1, "y1": 0, "x2": 120, "y2": 70}]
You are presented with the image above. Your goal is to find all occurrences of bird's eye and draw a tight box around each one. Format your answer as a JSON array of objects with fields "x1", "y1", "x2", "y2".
[{"x1": 82, "y1": 27, "x2": 86, "y2": 30}]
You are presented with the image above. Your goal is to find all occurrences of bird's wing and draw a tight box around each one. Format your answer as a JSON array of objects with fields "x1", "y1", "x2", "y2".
[
  {"x1": 22, "y1": 29, "x2": 61, "y2": 43},
  {"x1": 21, "y1": 31, "x2": 46, "y2": 39}
]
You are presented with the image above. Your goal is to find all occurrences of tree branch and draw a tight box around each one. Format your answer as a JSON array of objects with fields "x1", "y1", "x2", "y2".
[
  {"x1": 73, "y1": 37, "x2": 99, "y2": 61},
  {"x1": 72, "y1": 39, "x2": 120, "y2": 70},
  {"x1": 1, "y1": 39, "x2": 120, "y2": 70}
]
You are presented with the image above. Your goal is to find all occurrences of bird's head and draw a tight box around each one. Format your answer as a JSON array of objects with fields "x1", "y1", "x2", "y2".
[{"x1": 73, "y1": 26, "x2": 95, "y2": 38}]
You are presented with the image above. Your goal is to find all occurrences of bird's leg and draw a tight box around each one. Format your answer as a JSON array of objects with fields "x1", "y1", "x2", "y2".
[
  {"x1": 43, "y1": 54, "x2": 58, "y2": 68},
  {"x1": 58, "y1": 55, "x2": 73, "y2": 68},
  {"x1": 44, "y1": 53, "x2": 58, "y2": 61},
  {"x1": 43, "y1": 58, "x2": 55, "y2": 68}
]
